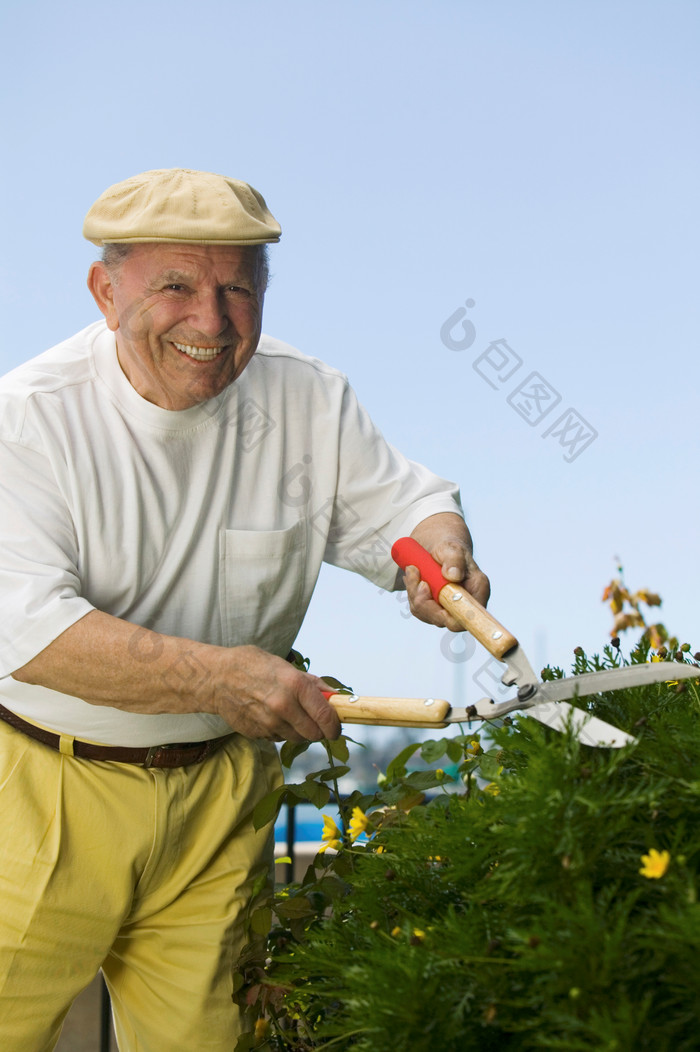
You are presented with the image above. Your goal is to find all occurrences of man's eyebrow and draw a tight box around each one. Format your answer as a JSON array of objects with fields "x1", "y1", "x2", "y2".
[
  {"x1": 153, "y1": 269, "x2": 254, "y2": 287},
  {"x1": 157, "y1": 270, "x2": 191, "y2": 284}
]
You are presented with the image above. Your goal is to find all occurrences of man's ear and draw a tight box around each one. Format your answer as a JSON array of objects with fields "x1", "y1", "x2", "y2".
[{"x1": 87, "y1": 262, "x2": 120, "y2": 332}]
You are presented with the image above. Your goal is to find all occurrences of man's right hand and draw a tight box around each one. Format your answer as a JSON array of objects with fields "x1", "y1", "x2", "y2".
[{"x1": 210, "y1": 645, "x2": 342, "y2": 742}]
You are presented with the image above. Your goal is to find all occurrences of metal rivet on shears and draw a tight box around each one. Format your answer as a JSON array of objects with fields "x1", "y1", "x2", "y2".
[
  {"x1": 492, "y1": 631, "x2": 503, "y2": 640},
  {"x1": 451, "y1": 592, "x2": 462, "y2": 601},
  {"x1": 346, "y1": 694, "x2": 359, "y2": 703},
  {"x1": 424, "y1": 698, "x2": 436, "y2": 707}
]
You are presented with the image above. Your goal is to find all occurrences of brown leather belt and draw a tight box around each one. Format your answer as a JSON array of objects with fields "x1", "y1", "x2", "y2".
[{"x1": 0, "y1": 702, "x2": 232, "y2": 768}]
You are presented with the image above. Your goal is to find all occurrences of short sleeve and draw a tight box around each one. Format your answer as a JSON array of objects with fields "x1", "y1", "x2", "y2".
[{"x1": 321, "y1": 383, "x2": 463, "y2": 590}]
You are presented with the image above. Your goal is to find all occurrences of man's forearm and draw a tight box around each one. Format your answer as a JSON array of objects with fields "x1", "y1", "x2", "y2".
[
  {"x1": 13, "y1": 610, "x2": 218, "y2": 714},
  {"x1": 11, "y1": 610, "x2": 340, "y2": 741}
]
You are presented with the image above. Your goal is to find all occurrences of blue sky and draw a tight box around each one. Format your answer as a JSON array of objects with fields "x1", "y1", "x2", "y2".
[{"x1": 1, "y1": 0, "x2": 698, "y2": 734}]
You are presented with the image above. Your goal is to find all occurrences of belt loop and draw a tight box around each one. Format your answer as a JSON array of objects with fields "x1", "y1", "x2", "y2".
[{"x1": 58, "y1": 734, "x2": 75, "y2": 757}]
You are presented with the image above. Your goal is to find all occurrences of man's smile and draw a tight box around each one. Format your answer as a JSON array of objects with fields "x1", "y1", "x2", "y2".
[{"x1": 172, "y1": 341, "x2": 226, "y2": 362}]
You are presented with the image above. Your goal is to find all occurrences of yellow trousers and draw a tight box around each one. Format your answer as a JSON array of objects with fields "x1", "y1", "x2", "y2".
[{"x1": 0, "y1": 719, "x2": 281, "y2": 1052}]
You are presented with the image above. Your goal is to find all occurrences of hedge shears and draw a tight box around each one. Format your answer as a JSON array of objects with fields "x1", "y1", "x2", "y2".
[{"x1": 322, "y1": 537, "x2": 699, "y2": 748}]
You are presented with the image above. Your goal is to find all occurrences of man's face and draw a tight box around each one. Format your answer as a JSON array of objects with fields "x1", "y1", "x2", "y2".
[{"x1": 88, "y1": 243, "x2": 265, "y2": 410}]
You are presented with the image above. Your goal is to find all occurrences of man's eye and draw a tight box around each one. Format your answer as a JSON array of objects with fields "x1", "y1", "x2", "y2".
[
  {"x1": 225, "y1": 285, "x2": 251, "y2": 296},
  {"x1": 166, "y1": 284, "x2": 185, "y2": 292}
]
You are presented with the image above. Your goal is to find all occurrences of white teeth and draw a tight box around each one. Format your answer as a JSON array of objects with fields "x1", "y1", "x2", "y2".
[{"x1": 173, "y1": 342, "x2": 224, "y2": 361}]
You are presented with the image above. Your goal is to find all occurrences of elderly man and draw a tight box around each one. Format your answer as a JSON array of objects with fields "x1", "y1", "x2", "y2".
[{"x1": 0, "y1": 169, "x2": 489, "y2": 1050}]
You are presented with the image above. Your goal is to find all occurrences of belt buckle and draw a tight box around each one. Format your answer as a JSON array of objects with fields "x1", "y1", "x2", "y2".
[
  {"x1": 143, "y1": 745, "x2": 162, "y2": 769},
  {"x1": 143, "y1": 741, "x2": 199, "y2": 768},
  {"x1": 143, "y1": 740, "x2": 216, "y2": 769}
]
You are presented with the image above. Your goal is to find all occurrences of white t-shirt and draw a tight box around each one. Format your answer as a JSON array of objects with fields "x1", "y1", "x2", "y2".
[{"x1": 0, "y1": 322, "x2": 462, "y2": 745}]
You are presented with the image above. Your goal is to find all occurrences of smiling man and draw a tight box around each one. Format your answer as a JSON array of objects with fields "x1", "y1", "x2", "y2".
[
  {"x1": 0, "y1": 169, "x2": 489, "y2": 1050},
  {"x1": 88, "y1": 242, "x2": 267, "y2": 409}
]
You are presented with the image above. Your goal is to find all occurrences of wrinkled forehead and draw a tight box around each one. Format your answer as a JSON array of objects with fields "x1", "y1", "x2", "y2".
[{"x1": 109, "y1": 241, "x2": 268, "y2": 288}]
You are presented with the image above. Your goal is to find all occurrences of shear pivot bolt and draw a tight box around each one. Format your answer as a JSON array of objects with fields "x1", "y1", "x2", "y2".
[
  {"x1": 424, "y1": 698, "x2": 436, "y2": 707},
  {"x1": 492, "y1": 631, "x2": 503, "y2": 640}
]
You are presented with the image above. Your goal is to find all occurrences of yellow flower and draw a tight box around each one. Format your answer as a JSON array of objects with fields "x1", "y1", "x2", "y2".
[
  {"x1": 391, "y1": 926, "x2": 402, "y2": 937},
  {"x1": 318, "y1": 814, "x2": 342, "y2": 853},
  {"x1": 254, "y1": 1018, "x2": 270, "y2": 1040},
  {"x1": 466, "y1": 739, "x2": 481, "y2": 755},
  {"x1": 639, "y1": 848, "x2": 670, "y2": 879},
  {"x1": 482, "y1": 782, "x2": 500, "y2": 796},
  {"x1": 349, "y1": 806, "x2": 370, "y2": 842},
  {"x1": 412, "y1": 928, "x2": 425, "y2": 939}
]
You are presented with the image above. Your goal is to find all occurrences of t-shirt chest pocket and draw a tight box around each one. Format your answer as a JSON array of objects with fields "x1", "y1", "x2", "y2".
[{"x1": 219, "y1": 521, "x2": 308, "y2": 655}]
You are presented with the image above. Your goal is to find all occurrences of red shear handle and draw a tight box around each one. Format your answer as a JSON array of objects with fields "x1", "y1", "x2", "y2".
[
  {"x1": 391, "y1": 536, "x2": 449, "y2": 602},
  {"x1": 391, "y1": 537, "x2": 518, "y2": 660}
]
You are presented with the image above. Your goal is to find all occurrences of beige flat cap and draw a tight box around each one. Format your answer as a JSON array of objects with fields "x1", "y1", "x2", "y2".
[{"x1": 83, "y1": 168, "x2": 281, "y2": 246}]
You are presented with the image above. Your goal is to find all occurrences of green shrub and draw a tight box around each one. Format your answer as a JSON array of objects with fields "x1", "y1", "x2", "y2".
[{"x1": 235, "y1": 642, "x2": 700, "y2": 1052}]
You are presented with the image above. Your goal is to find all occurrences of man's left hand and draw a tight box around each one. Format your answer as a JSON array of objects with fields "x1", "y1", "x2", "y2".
[{"x1": 402, "y1": 512, "x2": 490, "y2": 631}]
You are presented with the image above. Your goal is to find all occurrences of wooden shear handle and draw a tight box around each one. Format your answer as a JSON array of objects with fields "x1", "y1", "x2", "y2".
[
  {"x1": 391, "y1": 537, "x2": 517, "y2": 661},
  {"x1": 321, "y1": 691, "x2": 451, "y2": 727}
]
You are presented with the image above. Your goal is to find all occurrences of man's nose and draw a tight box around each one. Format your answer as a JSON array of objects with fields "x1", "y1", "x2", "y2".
[{"x1": 188, "y1": 290, "x2": 229, "y2": 337}]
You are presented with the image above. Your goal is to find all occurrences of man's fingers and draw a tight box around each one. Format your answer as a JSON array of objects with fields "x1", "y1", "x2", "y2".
[
  {"x1": 255, "y1": 681, "x2": 341, "y2": 742},
  {"x1": 296, "y1": 676, "x2": 342, "y2": 740},
  {"x1": 403, "y1": 560, "x2": 492, "y2": 631},
  {"x1": 403, "y1": 567, "x2": 448, "y2": 627},
  {"x1": 435, "y1": 540, "x2": 470, "y2": 584},
  {"x1": 463, "y1": 565, "x2": 491, "y2": 608},
  {"x1": 213, "y1": 649, "x2": 343, "y2": 741}
]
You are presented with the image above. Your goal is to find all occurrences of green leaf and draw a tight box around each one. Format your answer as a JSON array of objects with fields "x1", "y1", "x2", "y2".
[
  {"x1": 329, "y1": 852, "x2": 355, "y2": 877},
  {"x1": 275, "y1": 896, "x2": 315, "y2": 919},
  {"x1": 297, "y1": 780, "x2": 331, "y2": 808},
  {"x1": 249, "y1": 871, "x2": 270, "y2": 900},
  {"x1": 377, "y1": 783, "x2": 424, "y2": 807},
  {"x1": 314, "y1": 873, "x2": 353, "y2": 900},
  {"x1": 403, "y1": 770, "x2": 446, "y2": 791},
  {"x1": 305, "y1": 765, "x2": 351, "y2": 783},
  {"x1": 343, "y1": 789, "x2": 376, "y2": 812},
  {"x1": 249, "y1": 905, "x2": 272, "y2": 934},
  {"x1": 279, "y1": 739, "x2": 312, "y2": 769},
  {"x1": 320, "y1": 675, "x2": 354, "y2": 692},
  {"x1": 286, "y1": 648, "x2": 310, "y2": 671},
  {"x1": 386, "y1": 743, "x2": 421, "y2": 781},
  {"x1": 327, "y1": 737, "x2": 351, "y2": 762},
  {"x1": 421, "y1": 737, "x2": 451, "y2": 763},
  {"x1": 252, "y1": 784, "x2": 288, "y2": 830},
  {"x1": 446, "y1": 738, "x2": 465, "y2": 763},
  {"x1": 478, "y1": 751, "x2": 503, "y2": 779}
]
